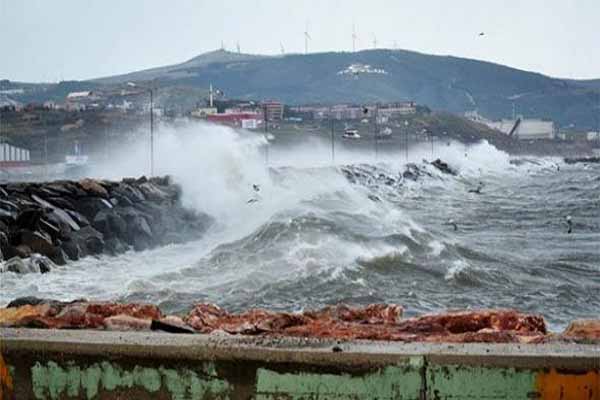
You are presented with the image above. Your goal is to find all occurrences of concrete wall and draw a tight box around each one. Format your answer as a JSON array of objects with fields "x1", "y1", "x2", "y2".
[
  {"x1": 517, "y1": 120, "x2": 555, "y2": 140},
  {"x1": 483, "y1": 119, "x2": 555, "y2": 140},
  {"x1": 1, "y1": 329, "x2": 598, "y2": 399}
]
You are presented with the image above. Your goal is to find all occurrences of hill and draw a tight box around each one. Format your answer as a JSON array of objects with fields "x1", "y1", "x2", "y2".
[{"x1": 3, "y1": 49, "x2": 599, "y2": 129}]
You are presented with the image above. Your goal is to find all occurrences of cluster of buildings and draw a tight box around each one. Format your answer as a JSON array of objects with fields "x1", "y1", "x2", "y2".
[
  {"x1": 191, "y1": 100, "x2": 417, "y2": 129},
  {"x1": 44, "y1": 89, "x2": 156, "y2": 114},
  {"x1": 289, "y1": 102, "x2": 416, "y2": 121},
  {"x1": 190, "y1": 98, "x2": 284, "y2": 129}
]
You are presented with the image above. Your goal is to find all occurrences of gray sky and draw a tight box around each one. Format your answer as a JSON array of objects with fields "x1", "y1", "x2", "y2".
[{"x1": 2, "y1": 0, "x2": 599, "y2": 82}]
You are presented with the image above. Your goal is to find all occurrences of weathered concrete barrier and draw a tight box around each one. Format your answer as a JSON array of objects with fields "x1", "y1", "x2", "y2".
[
  {"x1": 0, "y1": 176, "x2": 212, "y2": 270},
  {"x1": 0, "y1": 329, "x2": 598, "y2": 399}
]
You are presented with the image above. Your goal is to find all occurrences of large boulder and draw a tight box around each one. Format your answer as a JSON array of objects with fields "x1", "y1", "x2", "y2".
[
  {"x1": 79, "y1": 179, "x2": 109, "y2": 198},
  {"x1": 15, "y1": 208, "x2": 45, "y2": 231},
  {"x1": 75, "y1": 197, "x2": 113, "y2": 220},
  {"x1": 431, "y1": 158, "x2": 458, "y2": 176},
  {"x1": 71, "y1": 226, "x2": 104, "y2": 255},
  {"x1": 562, "y1": 320, "x2": 600, "y2": 341},
  {"x1": 18, "y1": 230, "x2": 55, "y2": 255},
  {"x1": 60, "y1": 239, "x2": 82, "y2": 261},
  {"x1": 104, "y1": 238, "x2": 128, "y2": 255},
  {"x1": 1, "y1": 255, "x2": 53, "y2": 274},
  {"x1": 92, "y1": 210, "x2": 127, "y2": 239}
]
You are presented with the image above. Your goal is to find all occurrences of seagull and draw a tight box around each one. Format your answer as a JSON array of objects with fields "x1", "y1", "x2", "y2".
[
  {"x1": 565, "y1": 215, "x2": 573, "y2": 234},
  {"x1": 446, "y1": 219, "x2": 458, "y2": 231},
  {"x1": 468, "y1": 182, "x2": 484, "y2": 194}
]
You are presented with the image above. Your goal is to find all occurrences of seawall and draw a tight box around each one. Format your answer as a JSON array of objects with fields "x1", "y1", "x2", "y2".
[{"x1": 0, "y1": 328, "x2": 598, "y2": 399}]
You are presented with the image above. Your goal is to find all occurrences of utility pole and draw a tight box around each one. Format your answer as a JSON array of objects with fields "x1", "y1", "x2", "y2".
[
  {"x1": 44, "y1": 129, "x2": 48, "y2": 178},
  {"x1": 374, "y1": 105, "x2": 379, "y2": 160},
  {"x1": 404, "y1": 120, "x2": 409, "y2": 163},
  {"x1": 263, "y1": 105, "x2": 269, "y2": 165},
  {"x1": 150, "y1": 88, "x2": 154, "y2": 176},
  {"x1": 430, "y1": 132, "x2": 434, "y2": 159},
  {"x1": 330, "y1": 119, "x2": 335, "y2": 164},
  {"x1": 126, "y1": 82, "x2": 155, "y2": 176}
]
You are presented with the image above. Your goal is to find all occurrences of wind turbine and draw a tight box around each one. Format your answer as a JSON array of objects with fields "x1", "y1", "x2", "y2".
[
  {"x1": 372, "y1": 33, "x2": 378, "y2": 49},
  {"x1": 352, "y1": 23, "x2": 358, "y2": 52},
  {"x1": 280, "y1": 42, "x2": 285, "y2": 55},
  {"x1": 304, "y1": 22, "x2": 311, "y2": 54},
  {"x1": 236, "y1": 41, "x2": 241, "y2": 53}
]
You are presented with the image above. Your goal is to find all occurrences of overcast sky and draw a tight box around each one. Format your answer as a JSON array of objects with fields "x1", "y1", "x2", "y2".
[{"x1": 2, "y1": 0, "x2": 598, "y2": 82}]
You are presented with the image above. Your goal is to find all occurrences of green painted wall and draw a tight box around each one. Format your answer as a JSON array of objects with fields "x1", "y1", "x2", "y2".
[
  {"x1": 28, "y1": 361, "x2": 231, "y2": 400},
  {"x1": 426, "y1": 365, "x2": 537, "y2": 399},
  {"x1": 2, "y1": 354, "x2": 598, "y2": 399},
  {"x1": 255, "y1": 364, "x2": 422, "y2": 400}
]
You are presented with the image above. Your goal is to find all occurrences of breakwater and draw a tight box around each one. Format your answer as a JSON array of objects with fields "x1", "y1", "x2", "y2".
[{"x1": 0, "y1": 176, "x2": 212, "y2": 272}]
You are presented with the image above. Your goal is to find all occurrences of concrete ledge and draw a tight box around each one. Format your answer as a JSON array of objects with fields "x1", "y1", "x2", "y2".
[{"x1": 1, "y1": 329, "x2": 599, "y2": 399}]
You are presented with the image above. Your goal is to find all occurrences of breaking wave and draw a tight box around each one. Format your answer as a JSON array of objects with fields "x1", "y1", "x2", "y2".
[{"x1": 1, "y1": 121, "x2": 598, "y2": 331}]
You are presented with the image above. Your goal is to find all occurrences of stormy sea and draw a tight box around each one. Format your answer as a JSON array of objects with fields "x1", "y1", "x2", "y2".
[{"x1": 1, "y1": 123, "x2": 598, "y2": 331}]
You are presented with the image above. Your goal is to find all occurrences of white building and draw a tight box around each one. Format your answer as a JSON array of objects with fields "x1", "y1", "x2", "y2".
[
  {"x1": 191, "y1": 107, "x2": 218, "y2": 118},
  {"x1": 66, "y1": 91, "x2": 92, "y2": 100},
  {"x1": 241, "y1": 119, "x2": 258, "y2": 129},
  {"x1": 483, "y1": 118, "x2": 555, "y2": 140},
  {"x1": 0, "y1": 143, "x2": 30, "y2": 163},
  {"x1": 587, "y1": 131, "x2": 600, "y2": 141}
]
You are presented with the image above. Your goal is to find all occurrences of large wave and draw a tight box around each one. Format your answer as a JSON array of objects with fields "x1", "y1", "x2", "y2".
[{"x1": 2, "y1": 121, "x2": 597, "y2": 331}]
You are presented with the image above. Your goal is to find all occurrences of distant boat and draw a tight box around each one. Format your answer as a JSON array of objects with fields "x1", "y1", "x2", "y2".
[{"x1": 343, "y1": 129, "x2": 361, "y2": 139}]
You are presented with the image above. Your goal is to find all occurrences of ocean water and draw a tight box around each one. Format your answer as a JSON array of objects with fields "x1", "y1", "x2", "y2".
[{"x1": 1, "y1": 122, "x2": 598, "y2": 331}]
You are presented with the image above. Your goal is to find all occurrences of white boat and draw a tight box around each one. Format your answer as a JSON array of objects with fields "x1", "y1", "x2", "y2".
[{"x1": 342, "y1": 129, "x2": 361, "y2": 139}]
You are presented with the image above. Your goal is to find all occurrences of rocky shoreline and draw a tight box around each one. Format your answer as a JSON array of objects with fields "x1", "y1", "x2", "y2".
[
  {"x1": 0, "y1": 176, "x2": 212, "y2": 273},
  {"x1": 0, "y1": 299, "x2": 598, "y2": 344}
]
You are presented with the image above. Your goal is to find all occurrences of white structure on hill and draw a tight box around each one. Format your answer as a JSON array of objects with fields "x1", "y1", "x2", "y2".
[{"x1": 466, "y1": 111, "x2": 555, "y2": 140}]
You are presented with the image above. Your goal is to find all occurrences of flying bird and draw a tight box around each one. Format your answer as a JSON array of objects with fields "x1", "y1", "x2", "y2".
[{"x1": 478, "y1": 32, "x2": 485, "y2": 36}]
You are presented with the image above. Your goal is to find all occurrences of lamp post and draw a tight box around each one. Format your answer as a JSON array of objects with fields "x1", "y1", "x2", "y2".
[
  {"x1": 430, "y1": 131, "x2": 434, "y2": 159},
  {"x1": 403, "y1": 120, "x2": 409, "y2": 162},
  {"x1": 127, "y1": 82, "x2": 155, "y2": 176},
  {"x1": 330, "y1": 118, "x2": 335, "y2": 164},
  {"x1": 374, "y1": 106, "x2": 379, "y2": 160},
  {"x1": 263, "y1": 104, "x2": 269, "y2": 165}
]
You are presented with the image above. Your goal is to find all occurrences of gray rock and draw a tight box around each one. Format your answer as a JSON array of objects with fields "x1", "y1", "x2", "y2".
[
  {"x1": 61, "y1": 239, "x2": 82, "y2": 261},
  {"x1": 105, "y1": 238, "x2": 128, "y2": 255},
  {"x1": 1, "y1": 254, "x2": 54, "y2": 274},
  {"x1": 19, "y1": 230, "x2": 55, "y2": 255}
]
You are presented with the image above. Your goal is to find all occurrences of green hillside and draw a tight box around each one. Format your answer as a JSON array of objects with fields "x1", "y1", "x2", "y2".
[{"x1": 4, "y1": 49, "x2": 599, "y2": 129}]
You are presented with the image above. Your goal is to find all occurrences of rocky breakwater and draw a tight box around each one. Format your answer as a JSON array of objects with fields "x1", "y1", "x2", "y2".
[{"x1": 0, "y1": 176, "x2": 212, "y2": 272}]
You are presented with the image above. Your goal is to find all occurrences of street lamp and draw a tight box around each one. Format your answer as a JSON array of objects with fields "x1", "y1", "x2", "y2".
[
  {"x1": 330, "y1": 118, "x2": 335, "y2": 164},
  {"x1": 127, "y1": 82, "x2": 155, "y2": 176},
  {"x1": 403, "y1": 120, "x2": 409, "y2": 162},
  {"x1": 262, "y1": 103, "x2": 269, "y2": 165}
]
